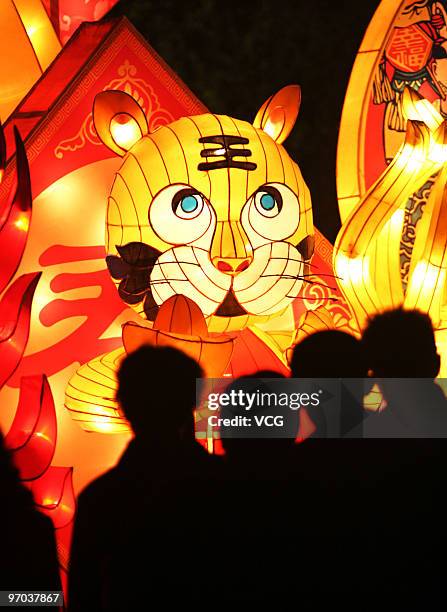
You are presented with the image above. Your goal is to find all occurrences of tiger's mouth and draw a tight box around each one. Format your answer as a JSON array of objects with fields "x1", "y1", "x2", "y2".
[
  {"x1": 214, "y1": 288, "x2": 248, "y2": 317},
  {"x1": 107, "y1": 238, "x2": 312, "y2": 322},
  {"x1": 107, "y1": 241, "x2": 250, "y2": 320}
]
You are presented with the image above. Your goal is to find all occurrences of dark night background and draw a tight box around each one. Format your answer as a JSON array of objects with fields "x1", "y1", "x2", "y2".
[{"x1": 110, "y1": 0, "x2": 382, "y2": 243}]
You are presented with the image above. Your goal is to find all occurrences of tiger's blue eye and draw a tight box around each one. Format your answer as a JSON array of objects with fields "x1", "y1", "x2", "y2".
[
  {"x1": 253, "y1": 187, "x2": 283, "y2": 219},
  {"x1": 180, "y1": 195, "x2": 199, "y2": 213},
  {"x1": 260, "y1": 193, "x2": 275, "y2": 211}
]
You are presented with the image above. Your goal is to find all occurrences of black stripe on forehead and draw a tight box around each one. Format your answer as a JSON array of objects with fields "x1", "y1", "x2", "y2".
[{"x1": 198, "y1": 135, "x2": 257, "y2": 171}]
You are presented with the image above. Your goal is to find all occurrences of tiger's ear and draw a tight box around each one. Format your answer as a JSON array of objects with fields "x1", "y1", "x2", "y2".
[
  {"x1": 93, "y1": 90, "x2": 148, "y2": 156},
  {"x1": 253, "y1": 85, "x2": 301, "y2": 144}
]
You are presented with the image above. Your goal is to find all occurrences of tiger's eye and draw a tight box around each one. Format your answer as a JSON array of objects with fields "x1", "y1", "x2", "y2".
[
  {"x1": 180, "y1": 195, "x2": 199, "y2": 213},
  {"x1": 170, "y1": 189, "x2": 205, "y2": 219},
  {"x1": 260, "y1": 193, "x2": 275, "y2": 211},
  {"x1": 253, "y1": 186, "x2": 283, "y2": 218}
]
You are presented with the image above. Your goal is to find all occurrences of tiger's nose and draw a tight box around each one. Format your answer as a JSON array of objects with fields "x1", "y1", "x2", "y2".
[
  {"x1": 215, "y1": 257, "x2": 252, "y2": 275},
  {"x1": 211, "y1": 220, "x2": 253, "y2": 275}
]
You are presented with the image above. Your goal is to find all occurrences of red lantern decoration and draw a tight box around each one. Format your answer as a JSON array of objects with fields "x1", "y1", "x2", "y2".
[
  {"x1": 123, "y1": 294, "x2": 234, "y2": 378},
  {"x1": 30, "y1": 466, "x2": 76, "y2": 530},
  {"x1": 5, "y1": 375, "x2": 57, "y2": 481},
  {"x1": 0, "y1": 121, "x2": 5, "y2": 184},
  {"x1": 0, "y1": 126, "x2": 33, "y2": 293},
  {"x1": 0, "y1": 272, "x2": 41, "y2": 388}
]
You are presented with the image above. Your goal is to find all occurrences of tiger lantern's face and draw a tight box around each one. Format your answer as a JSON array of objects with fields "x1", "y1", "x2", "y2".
[{"x1": 94, "y1": 86, "x2": 314, "y2": 332}]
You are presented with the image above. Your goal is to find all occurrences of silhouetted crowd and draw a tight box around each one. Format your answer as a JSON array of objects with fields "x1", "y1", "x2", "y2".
[{"x1": 2, "y1": 308, "x2": 447, "y2": 609}]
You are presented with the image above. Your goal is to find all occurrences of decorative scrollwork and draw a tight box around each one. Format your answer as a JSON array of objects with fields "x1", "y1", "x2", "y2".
[
  {"x1": 54, "y1": 60, "x2": 175, "y2": 158},
  {"x1": 400, "y1": 174, "x2": 437, "y2": 291}
]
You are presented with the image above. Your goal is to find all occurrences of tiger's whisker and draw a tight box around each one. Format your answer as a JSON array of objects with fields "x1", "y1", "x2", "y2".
[
  {"x1": 150, "y1": 279, "x2": 193, "y2": 285},
  {"x1": 266, "y1": 256, "x2": 322, "y2": 269},
  {"x1": 286, "y1": 295, "x2": 340, "y2": 302},
  {"x1": 261, "y1": 274, "x2": 338, "y2": 290},
  {"x1": 153, "y1": 261, "x2": 201, "y2": 267},
  {"x1": 300, "y1": 273, "x2": 340, "y2": 280}
]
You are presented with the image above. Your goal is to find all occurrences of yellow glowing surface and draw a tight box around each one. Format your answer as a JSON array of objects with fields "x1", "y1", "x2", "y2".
[
  {"x1": 0, "y1": 0, "x2": 60, "y2": 121},
  {"x1": 110, "y1": 115, "x2": 142, "y2": 150},
  {"x1": 406, "y1": 99, "x2": 443, "y2": 132},
  {"x1": 335, "y1": 83, "x2": 447, "y2": 377}
]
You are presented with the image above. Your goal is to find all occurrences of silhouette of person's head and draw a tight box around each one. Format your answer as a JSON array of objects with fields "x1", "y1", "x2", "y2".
[
  {"x1": 290, "y1": 330, "x2": 367, "y2": 378},
  {"x1": 116, "y1": 345, "x2": 203, "y2": 441},
  {"x1": 219, "y1": 371, "x2": 296, "y2": 466},
  {"x1": 362, "y1": 308, "x2": 440, "y2": 378},
  {"x1": 290, "y1": 330, "x2": 367, "y2": 437}
]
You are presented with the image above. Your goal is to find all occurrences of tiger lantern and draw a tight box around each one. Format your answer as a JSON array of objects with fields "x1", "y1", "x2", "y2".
[{"x1": 65, "y1": 85, "x2": 317, "y2": 433}]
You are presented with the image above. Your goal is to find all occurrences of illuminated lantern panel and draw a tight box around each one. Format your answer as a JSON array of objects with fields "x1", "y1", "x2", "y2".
[
  {"x1": 65, "y1": 348, "x2": 128, "y2": 434},
  {"x1": 336, "y1": 0, "x2": 447, "y2": 374},
  {"x1": 5, "y1": 375, "x2": 57, "y2": 481},
  {"x1": 335, "y1": 88, "x2": 447, "y2": 326},
  {"x1": 337, "y1": 0, "x2": 447, "y2": 221},
  {"x1": 0, "y1": 273, "x2": 41, "y2": 389},
  {"x1": 30, "y1": 466, "x2": 76, "y2": 530},
  {"x1": 110, "y1": 114, "x2": 143, "y2": 151},
  {"x1": 0, "y1": 127, "x2": 33, "y2": 293},
  {"x1": 0, "y1": 119, "x2": 5, "y2": 183},
  {"x1": 42, "y1": 0, "x2": 119, "y2": 44},
  {"x1": 0, "y1": 0, "x2": 61, "y2": 121},
  {"x1": 0, "y1": 124, "x2": 40, "y2": 386},
  {"x1": 122, "y1": 295, "x2": 235, "y2": 378}
]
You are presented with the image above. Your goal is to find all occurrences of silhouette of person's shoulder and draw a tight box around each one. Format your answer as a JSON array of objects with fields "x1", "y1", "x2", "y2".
[
  {"x1": 1, "y1": 432, "x2": 61, "y2": 593},
  {"x1": 363, "y1": 382, "x2": 447, "y2": 438},
  {"x1": 76, "y1": 438, "x2": 224, "y2": 524},
  {"x1": 2, "y1": 505, "x2": 61, "y2": 591}
]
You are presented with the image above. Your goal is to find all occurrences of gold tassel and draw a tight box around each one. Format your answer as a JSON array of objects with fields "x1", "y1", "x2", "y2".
[
  {"x1": 387, "y1": 92, "x2": 406, "y2": 131},
  {"x1": 373, "y1": 62, "x2": 395, "y2": 105}
]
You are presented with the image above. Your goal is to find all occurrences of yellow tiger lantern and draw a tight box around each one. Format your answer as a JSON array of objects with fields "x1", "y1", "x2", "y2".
[
  {"x1": 65, "y1": 85, "x2": 316, "y2": 433},
  {"x1": 97, "y1": 85, "x2": 313, "y2": 332}
]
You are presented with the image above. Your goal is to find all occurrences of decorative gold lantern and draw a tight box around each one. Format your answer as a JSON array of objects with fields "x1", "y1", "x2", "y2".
[{"x1": 334, "y1": 88, "x2": 447, "y2": 373}]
